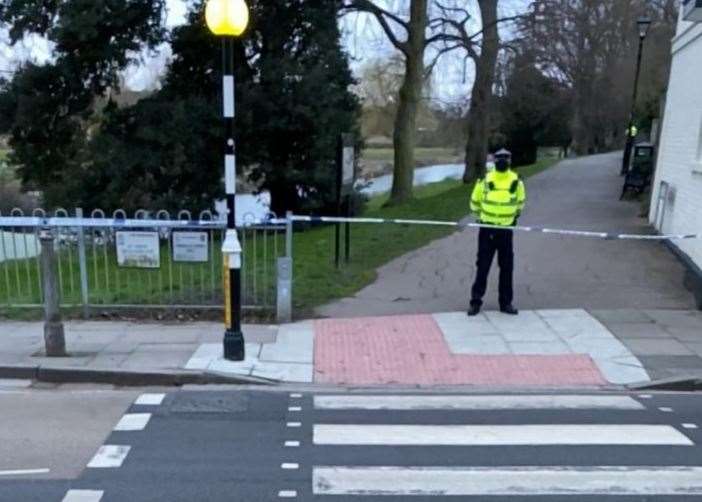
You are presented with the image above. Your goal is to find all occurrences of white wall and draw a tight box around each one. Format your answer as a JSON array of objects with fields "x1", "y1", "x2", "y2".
[{"x1": 649, "y1": 9, "x2": 702, "y2": 268}]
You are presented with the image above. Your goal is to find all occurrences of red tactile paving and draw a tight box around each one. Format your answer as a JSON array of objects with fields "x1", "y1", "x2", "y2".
[{"x1": 314, "y1": 315, "x2": 607, "y2": 386}]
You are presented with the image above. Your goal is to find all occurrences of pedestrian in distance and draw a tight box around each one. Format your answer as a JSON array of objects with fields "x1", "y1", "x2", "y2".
[{"x1": 467, "y1": 148, "x2": 526, "y2": 316}]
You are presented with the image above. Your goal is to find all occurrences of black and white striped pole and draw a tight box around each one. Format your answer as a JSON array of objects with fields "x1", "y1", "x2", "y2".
[{"x1": 206, "y1": 0, "x2": 249, "y2": 361}]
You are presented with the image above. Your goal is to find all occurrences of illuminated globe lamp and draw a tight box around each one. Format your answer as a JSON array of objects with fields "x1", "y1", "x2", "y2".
[
  {"x1": 205, "y1": 0, "x2": 249, "y2": 37},
  {"x1": 206, "y1": 0, "x2": 249, "y2": 361}
]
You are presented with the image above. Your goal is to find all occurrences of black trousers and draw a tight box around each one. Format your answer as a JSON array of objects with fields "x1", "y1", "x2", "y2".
[{"x1": 470, "y1": 227, "x2": 514, "y2": 308}]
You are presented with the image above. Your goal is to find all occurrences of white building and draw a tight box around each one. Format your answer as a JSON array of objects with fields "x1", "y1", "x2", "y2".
[{"x1": 649, "y1": 1, "x2": 702, "y2": 308}]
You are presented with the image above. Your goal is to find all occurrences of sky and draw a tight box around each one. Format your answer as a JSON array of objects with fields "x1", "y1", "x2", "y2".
[{"x1": 0, "y1": 0, "x2": 525, "y2": 105}]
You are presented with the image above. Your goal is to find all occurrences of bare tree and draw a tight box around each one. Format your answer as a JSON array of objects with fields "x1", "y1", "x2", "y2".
[
  {"x1": 343, "y1": 0, "x2": 436, "y2": 204},
  {"x1": 431, "y1": 1, "x2": 521, "y2": 183},
  {"x1": 520, "y1": 0, "x2": 677, "y2": 155}
]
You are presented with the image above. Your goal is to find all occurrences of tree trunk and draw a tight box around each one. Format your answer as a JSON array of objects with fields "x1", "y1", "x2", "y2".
[
  {"x1": 388, "y1": 0, "x2": 427, "y2": 205},
  {"x1": 462, "y1": 0, "x2": 499, "y2": 184}
]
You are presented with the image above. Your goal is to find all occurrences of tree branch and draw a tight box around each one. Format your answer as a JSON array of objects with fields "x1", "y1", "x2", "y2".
[{"x1": 343, "y1": 0, "x2": 409, "y2": 54}]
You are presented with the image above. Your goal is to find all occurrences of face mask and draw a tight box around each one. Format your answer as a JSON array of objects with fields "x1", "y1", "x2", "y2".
[{"x1": 495, "y1": 159, "x2": 509, "y2": 172}]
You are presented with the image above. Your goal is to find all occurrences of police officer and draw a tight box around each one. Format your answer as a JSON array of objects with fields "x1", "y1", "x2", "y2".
[{"x1": 467, "y1": 149, "x2": 526, "y2": 316}]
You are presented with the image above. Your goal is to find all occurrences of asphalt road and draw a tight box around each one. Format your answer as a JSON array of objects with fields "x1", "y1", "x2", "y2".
[{"x1": 2, "y1": 387, "x2": 702, "y2": 501}]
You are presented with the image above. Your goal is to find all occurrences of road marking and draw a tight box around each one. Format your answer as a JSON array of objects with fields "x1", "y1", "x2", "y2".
[
  {"x1": 114, "y1": 413, "x2": 151, "y2": 431},
  {"x1": 659, "y1": 407, "x2": 674, "y2": 413},
  {"x1": 313, "y1": 425, "x2": 694, "y2": 446},
  {"x1": 638, "y1": 394, "x2": 653, "y2": 399},
  {"x1": 288, "y1": 406, "x2": 302, "y2": 412},
  {"x1": 683, "y1": 423, "x2": 699, "y2": 429},
  {"x1": 285, "y1": 441, "x2": 301, "y2": 447},
  {"x1": 0, "y1": 468, "x2": 50, "y2": 476},
  {"x1": 287, "y1": 422, "x2": 302, "y2": 428},
  {"x1": 314, "y1": 395, "x2": 645, "y2": 410},
  {"x1": 313, "y1": 466, "x2": 702, "y2": 496},
  {"x1": 290, "y1": 393, "x2": 302, "y2": 399},
  {"x1": 87, "y1": 445, "x2": 131, "y2": 468},
  {"x1": 62, "y1": 490, "x2": 104, "y2": 502},
  {"x1": 278, "y1": 490, "x2": 297, "y2": 498},
  {"x1": 282, "y1": 463, "x2": 299, "y2": 470},
  {"x1": 135, "y1": 393, "x2": 165, "y2": 406}
]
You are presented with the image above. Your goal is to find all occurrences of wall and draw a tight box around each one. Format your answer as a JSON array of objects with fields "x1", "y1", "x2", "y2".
[{"x1": 649, "y1": 9, "x2": 702, "y2": 274}]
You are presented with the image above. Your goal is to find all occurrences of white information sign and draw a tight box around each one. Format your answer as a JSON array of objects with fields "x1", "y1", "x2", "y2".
[
  {"x1": 116, "y1": 231, "x2": 160, "y2": 268},
  {"x1": 173, "y1": 232, "x2": 209, "y2": 263}
]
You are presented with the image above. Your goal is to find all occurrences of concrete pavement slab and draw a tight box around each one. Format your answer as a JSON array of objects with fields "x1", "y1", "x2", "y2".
[
  {"x1": 120, "y1": 350, "x2": 194, "y2": 370},
  {"x1": 622, "y1": 338, "x2": 695, "y2": 356},
  {"x1": 507, "y1": 341, "x2": 571, "y2": 355},
  {"x1": 643, "y1": 310, "x2": 702, "y2": 328},
  {"x1": 684, "y1": 343, "x2": 702, "y2": 356},
  {"x1": 89, "y1": 353, "x2": 130, "y2": 368},
  {"x1": 251, "y1": 361, "x2": 313, "y2": 382},
  {"x1": 258, "y1": 322, "x2": 313, "y2": 364},
  {"x1": 444, "y1": 334, "x2": 510, "y2": 354},
  {"x1": 595, "y1": 359, "x2": 650, "y2": 385},
  {"x1": 662, "y1": 326, "x2": 702, "y2": 342},
  {"x1": 604, "y1": 322, "x2": 672, "y2": 339},
  {"x1": 535, "y1": 309, "x2": 593, "y2": 318},
  {"x1": 137, "y1": 343, "x2": 199, "y2": 353},
  {"x1": 500, "y1": 329, "x2": 561, "y2": 342},
  {"x1": 590, "y1": 310, "x2": 656, "y2": 324},
  {"x1": 564, "y1": 336, "x2": 632, "y2": 359}
]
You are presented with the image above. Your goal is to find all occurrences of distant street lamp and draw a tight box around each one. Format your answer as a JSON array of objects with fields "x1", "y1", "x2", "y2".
[
  {"x1": 621, "y1": 16, "x2": 652, "y2": 176},
  {"x1": 206, "y1": 0, "x2": 249, "y2": 361}
]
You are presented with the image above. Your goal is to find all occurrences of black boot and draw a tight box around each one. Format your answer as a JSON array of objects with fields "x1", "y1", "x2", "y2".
[
  {"x1": 467, "y1": 305, "x2": 481, "y2": 317},
  {"x1": 500, "y1": 305, "x2": 519, "y2": 315}
]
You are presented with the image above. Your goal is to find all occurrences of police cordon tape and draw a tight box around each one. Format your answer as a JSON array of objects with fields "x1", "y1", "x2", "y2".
[
  {"x1": 286, "y1": 215, "x2": 699, "y2": 241},
  {"x1": 0, "y1": 215, "x2": 698, "y2": 241}
]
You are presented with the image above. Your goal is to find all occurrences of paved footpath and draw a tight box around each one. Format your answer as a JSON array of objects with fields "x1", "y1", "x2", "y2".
[
  {"x1": 318, "y1": 152, "x2": 696, "y2": 317},
  {"x1": 3, "y1": 388, "x2": 702, "y2": 501},
  {"x1": 3, "y1": 308, "x2": 702, "y2": 387}
]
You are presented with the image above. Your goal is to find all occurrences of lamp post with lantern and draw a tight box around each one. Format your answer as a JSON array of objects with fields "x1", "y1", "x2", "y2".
[
  {"x1": 205, "y1": 0, "x2": 249, "y2": 361},
  {"x1": 621, "y1": 16, "x2": 652, "y2": 175}
]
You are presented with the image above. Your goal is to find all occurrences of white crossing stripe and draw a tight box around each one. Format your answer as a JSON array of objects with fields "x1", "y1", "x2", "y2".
[
  {"x1": 114, "y1": 413, "x2": 151, "y2": 431},
  {"x1": 288, "y1": 406, "x2": 302, "y2": 412},
  {"x1": 285, "y1": 441, "x2": 301, "y2": 447},
  {"x1": 0, "y1": 468, "x2": 49, "y2": 476},
  {"x1": 62, "y1": 490, "x2": 104, "y2": 502},
  {"x1": 281, "y1": 463, "x2": 300, "y2": 470},
  {"x1": 313, "y1": 466, "x2": 702, "y2": 496},
  {"x1": 87, "y1": 445, "x2": 131, "y2": 468},
  {"x1": 135, "y1": 393, "x2": 165, "y2": 406},
  {"x1": 278, "y1": 490, "x2": 297, "y2": 498},
  {"x1": 314, "y1": 395, "x2": 645, "y2": 411},
  {"x1": 314, "y1": 424, "x2": 694, "y2": 446},
  {"x1": 287, "y1": 422, "x2": 302, "y2": 428},
  {"x1": 683, "y1": 423, "x2": 699, "y2": 429}
]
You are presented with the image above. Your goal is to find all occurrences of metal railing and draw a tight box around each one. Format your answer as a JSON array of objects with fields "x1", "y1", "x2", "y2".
[{"x1": 0, "y1": 208, "x2": 287, "y2": 316}]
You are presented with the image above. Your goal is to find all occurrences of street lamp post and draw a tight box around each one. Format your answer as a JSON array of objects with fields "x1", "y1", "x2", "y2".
[
  {"x1": 621, "y1": 16, "x2": 652, "y2": 176},
  {"x1": 205, "y1": 0, "x2": 249, "y2": 361}
]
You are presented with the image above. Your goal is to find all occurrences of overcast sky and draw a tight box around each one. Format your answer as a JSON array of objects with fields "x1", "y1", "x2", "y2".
[{"x1": 1, "y1": 0, "x2": 525, "y2": 104}]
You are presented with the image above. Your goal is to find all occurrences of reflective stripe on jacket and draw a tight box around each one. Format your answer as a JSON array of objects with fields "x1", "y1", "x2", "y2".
[{"x1": 470, "y1": 170, "x2": 526, "y2": 226}]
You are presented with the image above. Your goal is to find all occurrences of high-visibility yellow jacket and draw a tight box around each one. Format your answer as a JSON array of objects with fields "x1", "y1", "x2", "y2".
[{"x1": 470, "y1": 170, "x2": 526, "y2": 226}]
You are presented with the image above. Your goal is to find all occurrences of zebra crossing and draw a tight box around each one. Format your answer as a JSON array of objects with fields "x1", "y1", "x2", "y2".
[{"x1": 292, "y1": 393, "x2": 702, "y2": 498}]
